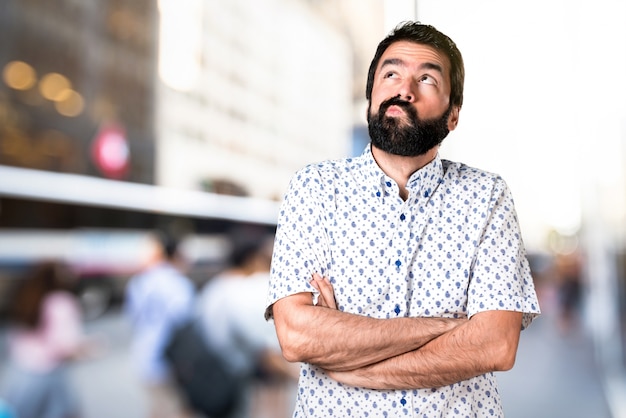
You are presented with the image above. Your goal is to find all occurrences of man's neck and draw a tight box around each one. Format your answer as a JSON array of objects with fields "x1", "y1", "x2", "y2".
[{"x1": 371, "y1": 145, "x2": 438, "y2": 200}]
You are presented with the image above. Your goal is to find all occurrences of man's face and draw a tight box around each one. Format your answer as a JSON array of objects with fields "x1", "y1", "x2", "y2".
[{"x1": 367, "y1": 41, "x2": 459, "y2": 157}]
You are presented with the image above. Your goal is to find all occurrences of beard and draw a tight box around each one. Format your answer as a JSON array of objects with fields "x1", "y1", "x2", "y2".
[{"x1": 367, "y1": 96, "x2": 452, "y2": 157}]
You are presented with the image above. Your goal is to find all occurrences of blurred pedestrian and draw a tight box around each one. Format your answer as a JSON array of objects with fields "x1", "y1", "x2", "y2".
[
  {"x1": 0, "y1": 260, "x2": 96, "y2": 418},
  {"x1": 124, "y1": 232, "x2": 196, "y2": 418},
  {"x1": 197, "y1": 228, "x2": 298, "y2": 418},
  {"x1": 554, "y1": 249, "x2": 584, "y2": 333}
]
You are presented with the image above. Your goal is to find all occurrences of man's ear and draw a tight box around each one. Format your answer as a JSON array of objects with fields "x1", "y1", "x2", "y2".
[{"x1": 447, "y1": 106, "x2": 460, "y2": 131}]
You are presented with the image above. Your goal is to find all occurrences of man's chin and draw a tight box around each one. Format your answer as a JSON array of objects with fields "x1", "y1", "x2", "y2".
[{"x1": 383, "y1": 115, "x2": 412, "y2": 130}]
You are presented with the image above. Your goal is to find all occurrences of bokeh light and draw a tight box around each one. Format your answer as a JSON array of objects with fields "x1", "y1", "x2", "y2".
[
  {"x1": 2, "y1": 61, "x2": 37, "y2": 91},
  {"x1": 54, "y1": 89, "x2": 84, "y2": 117},
  {"x1": 38, "y1": 72, "x2": 72, "y2": 102}
]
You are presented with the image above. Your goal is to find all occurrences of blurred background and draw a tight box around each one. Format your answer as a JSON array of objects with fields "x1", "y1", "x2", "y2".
[{"x1": 0, "y1": 0, "x2": 625, "y2": 417}]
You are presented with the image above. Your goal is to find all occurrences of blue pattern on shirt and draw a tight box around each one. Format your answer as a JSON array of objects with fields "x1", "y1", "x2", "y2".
[{"x1": 267, "y1": 145, "x2": 540, "y2": 417}]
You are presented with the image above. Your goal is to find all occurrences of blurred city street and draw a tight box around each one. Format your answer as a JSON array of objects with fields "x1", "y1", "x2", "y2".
[
  {"x1": 0, "y1": 304, "x2": 298, "y2": 418},
  {"x1": 497, "y1": 287, "x2": 613, "y2": 418},
  {"x1": 0, "y1": 286, "x2": 615, "y2": 418},
  {"x1": 1, "y1": 1, "x2": 626, "y2": 417}
]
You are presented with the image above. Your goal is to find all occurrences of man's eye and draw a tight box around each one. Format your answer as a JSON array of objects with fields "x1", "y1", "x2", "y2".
[
  {"x1": 419, "y1": 75, "x2": 436, "y2": 85},
  {"x1": 384, "y1": 72, "x2": 397, "y2": 79}
]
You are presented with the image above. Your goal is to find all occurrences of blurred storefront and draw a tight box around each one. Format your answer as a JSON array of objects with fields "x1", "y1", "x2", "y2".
[
  {"x1": 0, "y1": 0, "x2": 158, "y2": 183},
  {"x1": 1, "y1": 0, "x2": 626, "y2": 415},
  {"x1": 0, "y1": 0, "x2": 159, "y2": 318},
  {"x1": 0, "y1": 0, "x2": 381, "y2": 320}
]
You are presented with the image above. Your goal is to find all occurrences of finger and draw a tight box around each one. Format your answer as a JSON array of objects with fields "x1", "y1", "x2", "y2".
[
  {"x1": 315, "y1": 276, "x2": 337, "y2": 310},
  {"x1": 310, "y1": 273, "x2": 335, "y2": 308},
  {"x1": 313, "y1": 289, "x2": 330, "y2": 308},
  {"x1": 310, "y1": 273, "x2": 329, "y2": 307},
  {"x1": 309, "y1": 276, "x2": 321, "y2": 291},
  {"x1": 316, "y1": 295, "x2": 329, "y2": 308},
  {"x1": 311, "y1": 272, "x2": 324, "y2": 282}
]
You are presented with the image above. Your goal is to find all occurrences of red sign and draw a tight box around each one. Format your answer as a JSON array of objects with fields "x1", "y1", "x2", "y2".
[{"x1": 91, "y1": 123, "x2": 130, "y2": 179}]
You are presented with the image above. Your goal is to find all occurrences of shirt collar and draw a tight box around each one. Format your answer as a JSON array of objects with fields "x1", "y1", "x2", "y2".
[{"x1": 357, "y1": 144, "x2": 444, "y2": 200}]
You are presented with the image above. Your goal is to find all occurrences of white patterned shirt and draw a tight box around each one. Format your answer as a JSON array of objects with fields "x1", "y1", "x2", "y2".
[{"x1": 267, "y1": 145, "x2": 540, "y2": 418}]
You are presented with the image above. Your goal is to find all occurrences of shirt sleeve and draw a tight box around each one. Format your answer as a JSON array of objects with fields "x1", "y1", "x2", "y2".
[
  {"x1": 466, "y1": 178, "x2": 541, "y2": 329},
  {"x1": 266, "y1": 167, "x2": 332, "y2": 317}
]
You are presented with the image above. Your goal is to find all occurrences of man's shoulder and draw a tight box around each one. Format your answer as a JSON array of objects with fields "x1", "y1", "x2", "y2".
[
  {"x1": 290, "y1": 154, "x2": 366, "y2": 188},
  {"x1": 441, "y1": 159, "x2": 504, "y2": 185},
  {"x1": 300, "y1": 154, "x2": 363, "y2": 175}
]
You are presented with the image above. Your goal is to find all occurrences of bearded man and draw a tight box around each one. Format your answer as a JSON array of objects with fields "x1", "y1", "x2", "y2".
[{"x1": 265, "y1": 21, "x2": 540, "y2": 418}]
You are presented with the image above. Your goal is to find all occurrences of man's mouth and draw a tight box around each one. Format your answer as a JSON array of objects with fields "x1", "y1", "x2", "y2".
[{"x1": 385, "y1": 104, "x2": 406, "y2": 117}]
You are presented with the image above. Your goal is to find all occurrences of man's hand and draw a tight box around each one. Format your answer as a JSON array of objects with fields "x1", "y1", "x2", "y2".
[{"x1": 309, "y1": 273, "x2": 336, "y2": 309}]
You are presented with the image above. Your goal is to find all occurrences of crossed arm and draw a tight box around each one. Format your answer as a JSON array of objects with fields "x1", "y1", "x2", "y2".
[{"x1": 271, "y1": 274, "x2": 523, "y2": 390}]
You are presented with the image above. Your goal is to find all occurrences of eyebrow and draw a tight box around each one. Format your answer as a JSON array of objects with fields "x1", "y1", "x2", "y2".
[{"x1": 380, "y1": 58, "x2": 444, "y2": 75}]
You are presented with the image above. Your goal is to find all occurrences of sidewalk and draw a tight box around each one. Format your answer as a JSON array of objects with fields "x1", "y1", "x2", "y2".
[
  {"x1": 68, "y1": 305, "x2": 622, "y2": 418},
  {"x1": 0, "y1": 299, "x2": 621, "y2": 418},
  {"x1": 497, "y1": 293, "x2": 613, "y2": 418}
]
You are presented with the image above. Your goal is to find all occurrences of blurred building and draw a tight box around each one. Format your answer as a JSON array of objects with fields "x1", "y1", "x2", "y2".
[
  {"x1": 155, "y1": 0, "x2": 356, "y2": 200},
  {"x1": 0, "y1": 0, "x2": 158, "y2": 183},
  {"x1": 0, "y1": 0, "x2": 160, "y2": 230},
  {"x1": 0, "y1": 0, "x2": 384, "y2": 211},
  {"x1": 0, "y1": 0, "x2": 386, "y2": 317}
]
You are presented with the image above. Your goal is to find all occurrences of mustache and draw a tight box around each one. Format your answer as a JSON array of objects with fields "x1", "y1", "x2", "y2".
[
  {"x1": 379, "y1": 95, "x2": 415, "y2": 115},
  {"x1": 369, "y1": 95, "x2": 419, "y2": 124}
]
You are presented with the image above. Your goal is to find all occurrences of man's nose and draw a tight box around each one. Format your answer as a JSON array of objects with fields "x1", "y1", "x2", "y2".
[{"x1": 397, "y1": 79, "x2": 416, "y2": 102}]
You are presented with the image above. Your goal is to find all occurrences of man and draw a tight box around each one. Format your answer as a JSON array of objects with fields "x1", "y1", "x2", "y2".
[
  {"x1": 125, "y1": 233, "x2": 195, "y2": 418},
  {"x1": 198, "y1": 229, "x2": 298, "y2": 417},
  {"x1": 265, "y1": 21, "x2": 540, "y2": 417}
]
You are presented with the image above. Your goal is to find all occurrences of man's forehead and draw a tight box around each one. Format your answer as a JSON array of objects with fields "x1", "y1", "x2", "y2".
[{"x1": 379, "y1": 41, "x2": 449, "y2": 70}]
